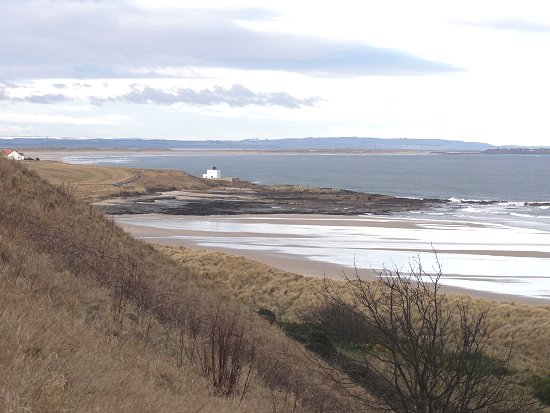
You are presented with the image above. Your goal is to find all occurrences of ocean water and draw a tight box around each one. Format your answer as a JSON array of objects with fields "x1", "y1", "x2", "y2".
[
  {"x1": 64, "y1": 153, "x2": 550, "y2": 203},
  {"x1": 63, "y1": 152, "x2": 550, "y2": 299}
]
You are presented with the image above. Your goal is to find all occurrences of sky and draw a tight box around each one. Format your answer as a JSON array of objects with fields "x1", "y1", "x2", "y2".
[{"x1": 1, "y1": 0, "x2": 550, "y2": 145}]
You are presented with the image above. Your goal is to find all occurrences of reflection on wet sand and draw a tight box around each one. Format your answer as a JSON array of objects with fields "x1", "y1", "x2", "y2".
[{"x1": 114, "y1": 214, "x2": 550, "y2": 300}]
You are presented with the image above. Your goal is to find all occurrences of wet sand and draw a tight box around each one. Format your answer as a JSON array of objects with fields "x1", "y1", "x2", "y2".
[{"x1": 115, "y1": 214, "x2": 550, "y2": 305}]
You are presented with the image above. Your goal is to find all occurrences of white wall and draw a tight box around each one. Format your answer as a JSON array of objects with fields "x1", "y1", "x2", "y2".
[
  {"x1": 203, "y1": 169, "x2": 220, "y2": 179},
  {"x1": 6, "y1": 151, "x2": 24, "y2": 161}
]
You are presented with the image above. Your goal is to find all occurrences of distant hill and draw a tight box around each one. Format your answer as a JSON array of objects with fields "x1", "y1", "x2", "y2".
[
  {"x1": 483, "y1": 147, "x2": 550, "y2": 155},
  {"x1": 0, "y1": 136, "x2": 494, "y2": 151}
]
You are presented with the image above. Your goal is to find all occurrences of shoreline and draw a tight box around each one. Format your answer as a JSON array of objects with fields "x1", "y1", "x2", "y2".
[
  {"x1": 26, "y1": 151, "x2": 550, "y2": 206},
  {"x1": 97, "y1": 188, "x2": 442, "y2": 216},
  {"x1": 115, "y1": 214, "x2": 550, "y2": 306},
  {"x1": 21, "y1": 158, "x2": 550, "y2": 305}
]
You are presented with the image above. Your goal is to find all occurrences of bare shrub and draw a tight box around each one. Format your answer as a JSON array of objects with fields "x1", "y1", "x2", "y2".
[
  {"x1": 0, "y1": 159, "x2": 359, "y2": 411},
  {"x1": 299, "y1": 300, "x2": 372, "y2": 345},
  {"x1": 308, "y1": 259, "x2": 539, "y2": 413},
  {"x1": 57, "y1": 182, "x2": 76, "y2": 200},
  {"x1": 186, "y1": 302, "x2": 255, "y2": 398}
]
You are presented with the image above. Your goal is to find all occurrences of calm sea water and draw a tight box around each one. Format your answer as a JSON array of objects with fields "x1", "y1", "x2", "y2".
[{"x1": 65, "y1": 153, "x2": 550, "y2": 203}]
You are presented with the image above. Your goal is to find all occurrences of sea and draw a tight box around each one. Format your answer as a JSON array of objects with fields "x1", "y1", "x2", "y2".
[
  {"x1": 64, "y1": 152, "x2": 550, "y2": 300},
  {"x1": 65, "y1": 152, "x2": 550, "y2": 202}
]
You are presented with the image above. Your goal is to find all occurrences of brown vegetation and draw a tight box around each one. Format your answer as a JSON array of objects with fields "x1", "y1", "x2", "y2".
[
  {"x1": 24, "y1": 160, "x2": 217, "y2": 201},
  {"x1": 301, "y1": 263, "x2": 536, "y2": 412},
  {"x1": 0, "y1": 158, "x2": 360, "y2": 412},
  {"x1": 160, "y1": 246, "x2": 550, "y2": 374},
  {"x1": 28, "y1": 161, "x2": 435, "y2": 217},
  {"x1": 8, "y1": 158, "x2": 550, "y2": 411}
]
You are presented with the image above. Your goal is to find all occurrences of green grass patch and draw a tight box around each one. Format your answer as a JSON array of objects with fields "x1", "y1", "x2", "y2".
[{"x1": 524, "y1": 373, "x2": 550, "y2": 405}]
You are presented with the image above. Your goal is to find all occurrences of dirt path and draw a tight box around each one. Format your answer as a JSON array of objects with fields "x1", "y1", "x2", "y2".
[{"x1": 112, "y1": 170, "x2": 144, "y2": 187}]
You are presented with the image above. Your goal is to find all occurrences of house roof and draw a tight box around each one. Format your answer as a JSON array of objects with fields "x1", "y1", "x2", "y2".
[{"x1": 1, "y1": 149, "x2": 23, "y2": 156}]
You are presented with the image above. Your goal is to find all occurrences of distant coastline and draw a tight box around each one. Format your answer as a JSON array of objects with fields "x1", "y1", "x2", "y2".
[
  {"x1": 0, "y1": 136, "x2": 494, "y2": 152},
  {"x1": 483, "y1": 147, "x2": 550, "y2": 155}
]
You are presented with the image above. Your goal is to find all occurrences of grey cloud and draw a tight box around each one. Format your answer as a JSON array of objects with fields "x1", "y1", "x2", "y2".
[
  {"x1": 458, "y1": 18, "x2": 550, "y2": 33},
  {"x1": 0, "y1": 0, "x2": 460, "y2": 79},
  {"x1": 22, "y1": 93, "x2": 70, "y2": 104},
  {"x1": 1, "y1": 83, "x2": 320, "y2": 108},
  {"x1": 0, "y1": 80, "x2": 18, "y2": 88},
  {"x1": 97, "y1": 84, "x2": 321, "y2": 108},
  {"x1": 0, "y1": 90, "x2": 70, "y2": 104}
]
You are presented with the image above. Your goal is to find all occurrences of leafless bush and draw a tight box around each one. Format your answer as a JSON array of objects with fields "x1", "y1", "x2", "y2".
[
  {"x1": 186, "y1": 302, "x2": 255, "y2": 397},
  {"x1": 298, "y1": 300, "x2": 373, "y2": 345},
  {"x1": 310, "y1": 258, "x2": 539, "y2": 413},
  {"x1": 57, "y1": 182, "x2": 76, "y2": 200},
  {"x1": 0, "y1": 160, "x2": 359, "y2": 411}
]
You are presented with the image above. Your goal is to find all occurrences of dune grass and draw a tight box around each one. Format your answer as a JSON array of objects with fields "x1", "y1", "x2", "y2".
[
  {"x1": 0, "y1": 233, "x2": 274, "y2": 412},
  {"x1": 12, "y1": 158, "x2": 550, "y2": 410},
  {"x1": 159, "y1": 245, "x2": 550, "y2": 374},
  {"x1": 0, "y1": 158, "x2": 360, "y2": 412}
]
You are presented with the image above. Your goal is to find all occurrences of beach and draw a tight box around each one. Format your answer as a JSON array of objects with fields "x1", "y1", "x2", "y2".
[
  {"x1": 115, "y1": 213, "x2": 550, "y2": 304},
  {"x1": 21, "y1": 156, "x2": 550, "y2": 304},
  {"x1": 22, "y1": 156, "x2": 550, "y2": 304}
]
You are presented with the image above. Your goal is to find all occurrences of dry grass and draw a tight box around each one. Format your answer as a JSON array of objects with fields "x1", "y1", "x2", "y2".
[
  {"x1": 23, "y1": 161, "x2": 138, "y2": 200},
  {"x1": 159, "y1": 245, "x2": 550, "y2": 374},
  {"x1": 0, "y1": 236, "x2": 277, "y2": 412},
  {"x1": 12, "y1": 158, "x2": 550, "y2": 409},
  {"x1": 25, "y1": 160, "x2": 215, "y2": 201},
  {"x1": 0, "y1": 159, "x2": 361, "y2": 412},
  {"x1": 156, "y1": 246, "x2": 354, "y2": 320}
]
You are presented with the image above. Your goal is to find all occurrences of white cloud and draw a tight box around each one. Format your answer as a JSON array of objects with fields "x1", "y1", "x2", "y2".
[
  {"x1": 0, "y1": 0, "x2": 457, "y2": 79},
  {"x1": 1, "y1": 0, "x2": 550, "y2": 144},
  {"x1": 0, "y1": 112, "x2": 131, "y2": 126},
  {"x1": 1, "y1": 82, "x2": 320, "y2": 109}
]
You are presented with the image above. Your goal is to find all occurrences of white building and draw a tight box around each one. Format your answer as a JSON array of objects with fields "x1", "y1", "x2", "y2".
[
  {"x1": 202, "y1": 166, "x2": 221, "y2": 179},
  {"x1": 0, "y1": 149, "x2": 25, "y2": 161}
]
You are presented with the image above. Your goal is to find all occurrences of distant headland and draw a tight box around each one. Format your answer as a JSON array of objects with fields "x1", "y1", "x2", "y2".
[{"x1": 0, "y1": 136, "x2": 493, "y2": 152}]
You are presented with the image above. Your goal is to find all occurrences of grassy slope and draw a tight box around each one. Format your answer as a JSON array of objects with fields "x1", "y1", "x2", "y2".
[
  {"x1": 18, "y1": 159, "x2": 550, "y2": 406},
  {"x1": 0, "y1": 159, "x2": 359, "y2": 412},
  {"x1": 160, "y1": 245, "x2": 550, "y2": 374},
  {"x1": 24, "y1": 161, "x2": 217, "y2": 201}
]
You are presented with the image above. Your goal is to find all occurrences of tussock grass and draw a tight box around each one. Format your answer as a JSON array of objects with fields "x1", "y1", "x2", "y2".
[
  {"x1": 0, "y1": 237, "x2": 260, "y2": 412},
  {"x1": 160, "y1": 245, "x2": 550, "y2": 374},
  {"x1": 158, "y1": 246, "x2": 340, "y2": 319},
  {"x1": 12, "y1": 157, "x2": 550, "y2": 409},
  {"x1": 0, "y1": 158, "x2": 360, "y2": 412}
]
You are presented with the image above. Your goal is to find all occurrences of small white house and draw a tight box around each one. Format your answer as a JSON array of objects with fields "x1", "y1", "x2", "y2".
[
  {"x1": 0, "y1": 149, "x2": 25, "y2": 161},
  {"x1": 202, "y1": 166, "x2": 221, "y2": 179}
]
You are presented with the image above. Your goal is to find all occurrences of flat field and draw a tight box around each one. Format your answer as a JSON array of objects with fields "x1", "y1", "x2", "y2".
[{"x1": 24, "y1": 160, "x2": 213, "y2": 200}]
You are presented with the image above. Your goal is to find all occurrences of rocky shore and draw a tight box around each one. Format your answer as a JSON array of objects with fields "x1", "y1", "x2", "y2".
[{"x1": 97, "y1": 184, "x2": 445, "y2": 216}]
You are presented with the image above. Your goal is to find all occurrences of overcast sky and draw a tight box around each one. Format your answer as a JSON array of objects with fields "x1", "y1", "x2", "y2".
[{"x1": 1, "y1": 0, "x2": 550, "y2": 145}]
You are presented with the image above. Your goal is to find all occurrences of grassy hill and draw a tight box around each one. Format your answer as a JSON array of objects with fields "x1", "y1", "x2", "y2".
[
  {"x1": 0, "y1": 158, "x2": 358, "y2": 412},
  {"x1": 23, "y1": 160, "x2": 218, "y2": 201}
]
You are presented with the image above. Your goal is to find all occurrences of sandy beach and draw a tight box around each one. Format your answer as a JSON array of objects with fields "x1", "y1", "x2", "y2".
[
  {"x1": 21, "y1": 155, "x2": 550, "y2": 304},
  {"x1": 114, "y1": 213, "x2": 550, "y2": 305}
]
